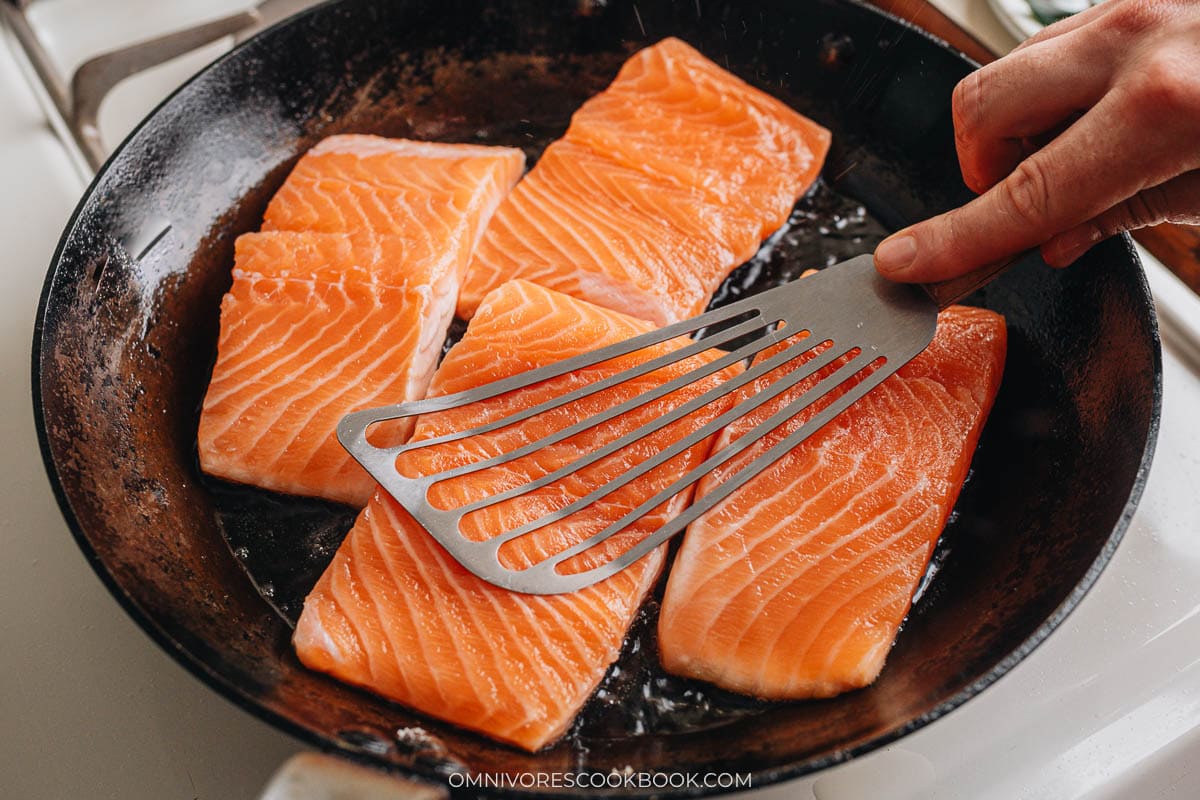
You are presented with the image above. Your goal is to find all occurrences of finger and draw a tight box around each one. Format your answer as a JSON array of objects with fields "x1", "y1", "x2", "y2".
[
  {"x1": 875, "y1": 88, "x2": 1187, "y2": 282},
  {"x1": 1041, "y1": 170, "x2": 1200, "y2": 266},
  {"x1": 1009, "y1": 0, "x2": 1114, "y2": 53},
  {"x1": 954, "y1": 33, "x2": 1109, "y2": 192},
  {"x1": 987, "y1": 111, "x2": 1083, "y2": 187}
]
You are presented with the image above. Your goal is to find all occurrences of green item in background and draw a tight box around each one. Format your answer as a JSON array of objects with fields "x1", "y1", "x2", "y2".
[{"x1": 1026, "y1": 0, "x2": 1092, "y2": 25}]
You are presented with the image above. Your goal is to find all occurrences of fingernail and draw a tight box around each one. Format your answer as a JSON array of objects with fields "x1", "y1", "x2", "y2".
[
  {"x1": 1047, "y1": 225, "x2": 1102, "y2": 267},
  {"x1": 874, "y1": 234, "x2": 918, "y2": 275}
]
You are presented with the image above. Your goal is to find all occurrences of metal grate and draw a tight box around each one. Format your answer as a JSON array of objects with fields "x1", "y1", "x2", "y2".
[{"x1": 0, "y1": 0, "x2": 308, "y2": 172}]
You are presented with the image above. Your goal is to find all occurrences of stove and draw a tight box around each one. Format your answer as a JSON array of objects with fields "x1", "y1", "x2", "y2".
[{"x1": 2, "y1": 2, "x2": 1198, "y2": 798}]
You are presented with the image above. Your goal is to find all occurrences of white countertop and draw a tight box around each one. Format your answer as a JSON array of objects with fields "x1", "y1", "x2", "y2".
[
  {"x1": 0, "y1": 7, "x2": 304, "y2": 799},
  {"x1": 2, "y1": 2, "x2": 1199, "y2": 799}
]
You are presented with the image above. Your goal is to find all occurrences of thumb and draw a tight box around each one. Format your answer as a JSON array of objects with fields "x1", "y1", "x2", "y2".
[
  {"x1": 874, "y1": 90, "x2": 1158, "y2": 283},
  {"x1": 873, "y1": 157, "x2": 1070, "y2": 283},
  {"x1": 1040, "y1": 170, "x2": 1200, "y2": 267}
]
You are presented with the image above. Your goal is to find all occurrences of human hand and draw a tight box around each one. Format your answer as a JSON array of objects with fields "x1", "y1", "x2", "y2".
[{"x1": 873, "y1": 0, "x2": 1200, "y2": 282}]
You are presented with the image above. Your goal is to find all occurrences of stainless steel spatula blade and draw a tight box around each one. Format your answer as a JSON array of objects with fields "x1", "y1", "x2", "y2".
[{"x1": 339, "y1": 253, "x2": 1018, "y2": 595}]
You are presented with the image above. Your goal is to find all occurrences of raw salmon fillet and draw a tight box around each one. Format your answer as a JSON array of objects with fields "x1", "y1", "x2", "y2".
[
  {"x1": 459, "y1": 38, "x2": 831, "y2": 325},
  {"x1": 263, "y1": 135, "x2": 524, "y2": 278},
  {"x1": 198, "y1": 136, "x2": 523, "y2": 506},
  {"x1": 657, "y1": 305, "x2": 1007, "y2": 699},
  {"x1": 294, "y1": 280, "x2": 737, "y2": 751},
  {"x1": 197, "y1": 232, "x2": 457, "y2": 506}
]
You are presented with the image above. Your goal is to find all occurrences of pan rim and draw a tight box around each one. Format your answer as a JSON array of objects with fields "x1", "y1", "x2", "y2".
[{"x1": 28, "y1": 0, "x2": 1164, "y2": 796}]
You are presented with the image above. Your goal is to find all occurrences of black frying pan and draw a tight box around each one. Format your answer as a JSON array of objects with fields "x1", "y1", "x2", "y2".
[{"x1": 32, "y1": 0, "x2": 1161, "y2": 795}]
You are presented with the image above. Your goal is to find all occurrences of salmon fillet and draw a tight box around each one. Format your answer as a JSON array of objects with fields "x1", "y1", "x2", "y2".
[
  {"x1": 657, "y1": 305, "x2": 1007, "y2": 699},
  {"x1": 197, "y1": 232, "x2": 456, "y2": 506},
  {"x1": 198, "y1": 136, "x2": 523, "y2": 506},
  {"x1": 459, "y1": 38, "x2": 831, "y2": 325},
  {"x1": 294, "y1": 280, "x2": 737, "y2": 751},
  {"x1": 264, "y1": 135, "x2": 524, "y2": 278}
]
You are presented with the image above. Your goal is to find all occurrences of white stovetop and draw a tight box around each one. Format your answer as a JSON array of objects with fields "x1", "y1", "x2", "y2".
[{"x1": 2, "y1": 2, "x2": 1199, "y2": 798}]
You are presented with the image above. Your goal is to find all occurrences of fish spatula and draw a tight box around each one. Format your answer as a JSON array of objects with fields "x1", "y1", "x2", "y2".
[{"x1": 338, "y1": 253, "x2": 1018, "y2": 595}]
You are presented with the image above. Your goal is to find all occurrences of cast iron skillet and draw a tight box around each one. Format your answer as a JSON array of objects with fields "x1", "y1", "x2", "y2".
[{"x1": 32, "y1": 0, "x2": 1160, "y2": 795}]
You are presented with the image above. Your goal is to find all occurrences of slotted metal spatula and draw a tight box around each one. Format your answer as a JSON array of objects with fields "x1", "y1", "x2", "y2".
[{"x1": 338, "y1": 252, "x2": 1020, "y2": 595}]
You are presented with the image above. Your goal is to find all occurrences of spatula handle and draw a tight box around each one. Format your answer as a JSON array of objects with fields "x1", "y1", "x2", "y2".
[{"x1": 922, "y1": 251, "x2": 1032, "y2": 309}]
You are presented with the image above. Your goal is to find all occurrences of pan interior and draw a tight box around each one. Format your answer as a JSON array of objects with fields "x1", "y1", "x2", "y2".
[{"x1": 33, "y1": 0, "x2": 1159, "y2": 792}]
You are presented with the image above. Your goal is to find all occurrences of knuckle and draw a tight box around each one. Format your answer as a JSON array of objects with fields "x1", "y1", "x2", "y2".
[
  {"x1": 1001, "y1": 158, "x2": 1054, "y2": 226},
  {"x1": 1125, "y1": 188, "x2": 1168, "y2": 228},
  {"x1": 1122, "y1": 195, "x2": 1154, "y2": 230},
  {"x1": 1090, "y1": 212, "x2": 1120, "y2": 239},
  {"x1": 1088, "y1": 217, "x2": 1117, "y2": 242},
  {"x1": 1129, "y1": 55, "x2": 1200, "y2": 120},
  {"x1": 1105, "y1": 0, "x2": 1160, "y2": 37},
  {"x1": 952, "y1": 70, "x2": 985, "y2": 138},
  {"x1": 942, "y1": 207, "x2": 967, "y2": 253},
  {"x1": 918, "y1": 209, "x2": 968, "y2": 275}
]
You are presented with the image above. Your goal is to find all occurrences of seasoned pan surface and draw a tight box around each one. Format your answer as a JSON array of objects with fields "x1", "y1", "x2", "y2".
[{"x1": 33, "y1": 0, "x2": 1160, "y2": 793}]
